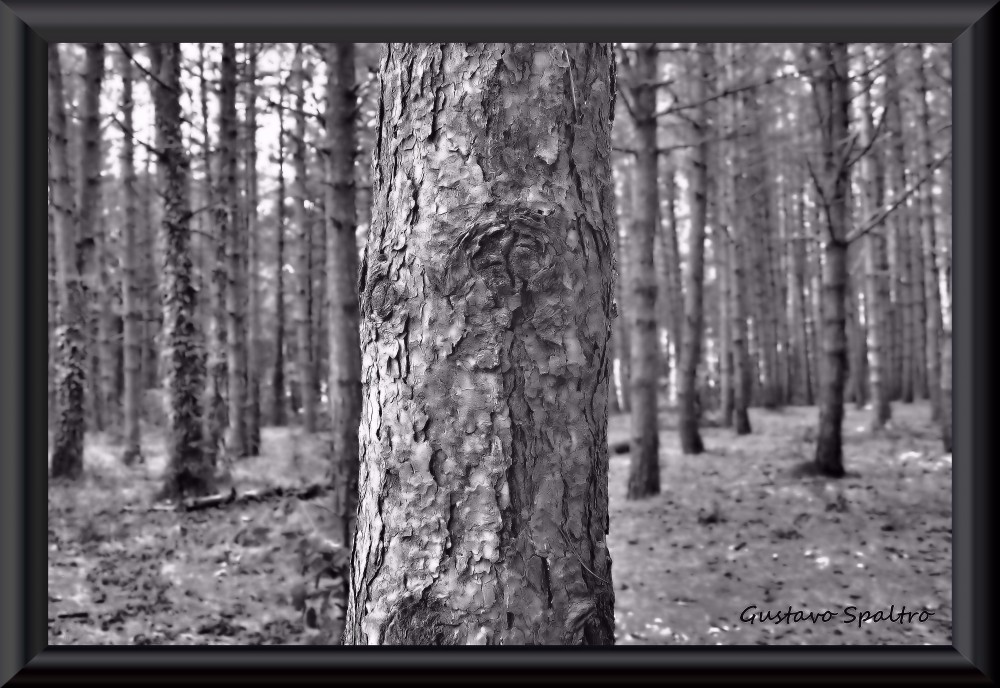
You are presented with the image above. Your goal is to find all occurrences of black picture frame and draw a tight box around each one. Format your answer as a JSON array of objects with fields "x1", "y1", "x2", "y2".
[{"x1": 2, "y1": 1, "x2": 995, "y2": 683}]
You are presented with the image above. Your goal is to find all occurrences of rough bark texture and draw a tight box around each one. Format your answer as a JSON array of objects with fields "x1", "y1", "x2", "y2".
[
  {"x1": 345, "y1": 43, "x2": 616, "y2": 646},
  {"x1": 292, "y1": 45, "x2": 317, "y2": 433},
  {"x1": 49, "y1": 43, "x2": 87, "y2": 479},
  {"x1": 221, "y1": 43, "x2": 247, "y2": 460},
  {"x1": 245, "y1": 45, "x2": 263, "y2": 456},
  {"x1": 325, "y1": 43, "x2": 363, "y2": 546},
  {"x1": 151, "y1": 43, "x2": 214, "y2": 499},
  {"x1": 811, "y1": 43, "x2": 850, "y2": 478},
  {"x1": 120, "y1": 45, "x2": 143, "y2": 465},
  {"x1": 623, "y1": 44, "x2": 660, "y2": 499},
  {"x1": 859, "y1": 81, "x2": 892, "y2": 430},
  {"x1": 271, "y1": 84, "x2": 289, "y2": 427},
  {"x1": 915, "y1": 46, "x2": 943, "y2": 424},
  {"x1": 678, "y1": 44, "x2": 711, "y2": 455}
]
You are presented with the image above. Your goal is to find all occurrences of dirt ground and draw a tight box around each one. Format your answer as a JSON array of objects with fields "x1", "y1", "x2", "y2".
[{"x1": 47, "y1": 401, "x2": 951, "y2": 645}]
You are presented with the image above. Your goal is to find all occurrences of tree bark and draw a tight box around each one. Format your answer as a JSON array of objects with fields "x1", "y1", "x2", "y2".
[
  {"x1": 678, "y1": 44, "x2": 712, "y2": 455},
  {"x1": 271, "y1": 80, "x2": 289, "y2": 427},
  {"x1": 345, "y1": 43, "x2": 616, "y2": 646},
  {"x1": 810, "y1": 43, "x2": 851, "y2": 478},
  {"x1": 324, "y1": 43, "x2": 363, "y2": 546},
  {"x1": 859, "y1": 80, "x2": 892, "y2": 430},
  {"x1": 292, "y1": 45, "x2": 317, "y2": 433},
  {"x1": 220, "y1": 43, "x2": 247, "y2": 460},
  {"x1": 49, "y1": 44, "x2": 87, "y2": 479},
  {"x1": 119, "y1": 45, "x2": 143, "y2": 465},
  {"x1": 151, "y1": 43, "x2": 214, "y2": 499},
  {"x1": 915, "y1": 45, "x2": 944, "y2": 424},
  {"x1": 76, "y1": 43, "x2": 106, "y2": 431},
  {"x1": 623, "y1": 43, "x2": 660, "y2": 498},
  {"x1": 245, "y1": 44, "x2": 263, "y2": 456}
]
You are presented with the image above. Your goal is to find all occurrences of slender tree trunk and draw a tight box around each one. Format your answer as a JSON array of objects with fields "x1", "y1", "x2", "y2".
[
  {"x1": 661, "y1": 164, "x2": 684, "y2": 401},
  {"x1": 292, "y1": 45, "x2": 317, "y2": 433},
  {"x1": 150, "y1": 43, "x2": 214, "y2": 499},
  {"x1": 219, "y1": 43, "x2": 247, "y2": 460},
  {"x1": 76, "y1": 43, "x2": 106, "y2": 432},
  {"x1": 678, "y1": 44, "x2": 712, "y2": 455},
  {"x1": 48, "y1": 154, "x2": 58, "y2": 428},
  {"x1": 140, "y1": 151, "x2": 161, "y2": 393},
  {"x1": 613, "y1": 165, "x2": 631, "y2": 414},
  {"x1": 324, "y1": 43, "x2": 363, "y2": 546},
  {"x1": 717, "y1": 229, "x2": 734, "y2": 427},
  {"x1": 860, "y1": 81, "x2": 892, "y2": 430},
  {"x1": 245, "y1": 44, "x2": 263, "y2": 456},
  {"x1": 883, "y1": 45, "x2": 915, "y2": 405},
  {"x1": 810, "y1": 43, "x2": 851, "y2": 478},
  {"x1": 625, "y1": 43, "x2": 660, "y2": 498},
  {"x1": 119, "y1": 45, "x2": 143, "y2": 465},
  {"x1": 346, "y1": 42, "x2": 616, "y2": 646},
  {"x1": 49, "y1": 44, "x2": 87, "y2": 479},
  {"x1": 271, "y1": 83, "x2": 289, "y2": 427},
  {"x1": 915, "y1": 45, "x2": 944, "y2": 424}
]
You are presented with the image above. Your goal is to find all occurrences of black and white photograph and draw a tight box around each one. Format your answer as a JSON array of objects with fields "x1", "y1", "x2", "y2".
[{"x1": 44, "y1": 40, "x2": 954, "y2": 647}]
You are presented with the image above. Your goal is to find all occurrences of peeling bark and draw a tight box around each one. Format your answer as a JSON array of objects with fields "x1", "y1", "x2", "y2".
[{"x1": 346, "y1": 43, "x2": 616, "y2": 646}]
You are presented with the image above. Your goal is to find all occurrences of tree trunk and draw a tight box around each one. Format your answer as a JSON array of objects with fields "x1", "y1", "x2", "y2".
[
  {"x1": 624, "y1": 44, "x2": 660, "y2": 498},
  {"x1": 859, "y1": 80, "x2": 892, "y2": 430},
  {"x1": 810, "y1": 43, "x2": 850, "y2": 478},
  {"x1": 345, "y1": 43, "x2": 616, "y2": 646},
  {"x1": 324, "y1": 43, "x2": 363, "y2": 546},
  {"x1": 140, "y1": 150, "x2": 162, "y2": 393},
  {"x1": 883, "y1": 45, "x2": 915, "y2": 405},
  {"x1": 271, "y1": 81, "x2": 289, "y2": 427},
  {"x1": 245, "y1": 44, "x2": 263, "y2": 456},
  {"x1": 678, "y1": 44, "x2": 712, "y2": 455},
  {"x1": 119, "y1": 45, "x2": 143, "y2": 465},
  {"x1": 292, "y1": 45, "x2": 317, "y2": 433},
  {"x1": 49, "y1": 44, "x2": 87, "y2": 479},
  {"x1": 151, "y1": 43, "x2": 214, "y2": 499},
  {"x1": 915, "y1": 45, "x2": 944, "y2": 424},
  {"x1": 219, "y1": 43, "x2": 247, "y2": 460},
  {"x1": 74, "y1": 43, "x2": 106, "y2": 432},
  {"x1": 48, "y1": 152, "x2": 58, "y2": 429},
  {"x1": 612, "y1": 165, "x2": 631, "y2": 414},
  {"x1": 717, "y1": 228, "x2": 733, "y2": 427},
  {"x1": 661, "y1": 164, "x2": 684, "y2": 401}
]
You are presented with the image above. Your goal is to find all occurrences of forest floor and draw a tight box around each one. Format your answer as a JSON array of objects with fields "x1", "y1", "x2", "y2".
[{"x1": 47, "y1": 401, "x2": 951, "y2": 646}]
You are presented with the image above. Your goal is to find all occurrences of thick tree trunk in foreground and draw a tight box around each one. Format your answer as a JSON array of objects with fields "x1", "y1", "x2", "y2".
[
  {"x1": 324, "y1": 43, "x2": 363, "y2": 546},
  {"x1": 120, "y1": 45, "x2": 143, "y2": 465},
  {"x1": 678, "y1": 44, "x2": 711, "y2": 455},
  {"x1": 346, "y1": 43, "x2": 616, "y2": 646},
  {"x1": 49, "y1": 44, "x2": 87, "y2": 479},
  {"x1": 151, "y1": 43, "x2": 214, "y2": 499},
  {"x1": 624, "y1": 43, "x2": 660, "y2": 499},
  {"x1": 811, "y1": 43, "x2": 850, "y2": 478}
]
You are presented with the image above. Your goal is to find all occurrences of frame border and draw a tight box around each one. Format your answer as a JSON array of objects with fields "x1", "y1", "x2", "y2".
[{"x1": 1, "y1": 1, "x2": 995, "y2": 684}]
